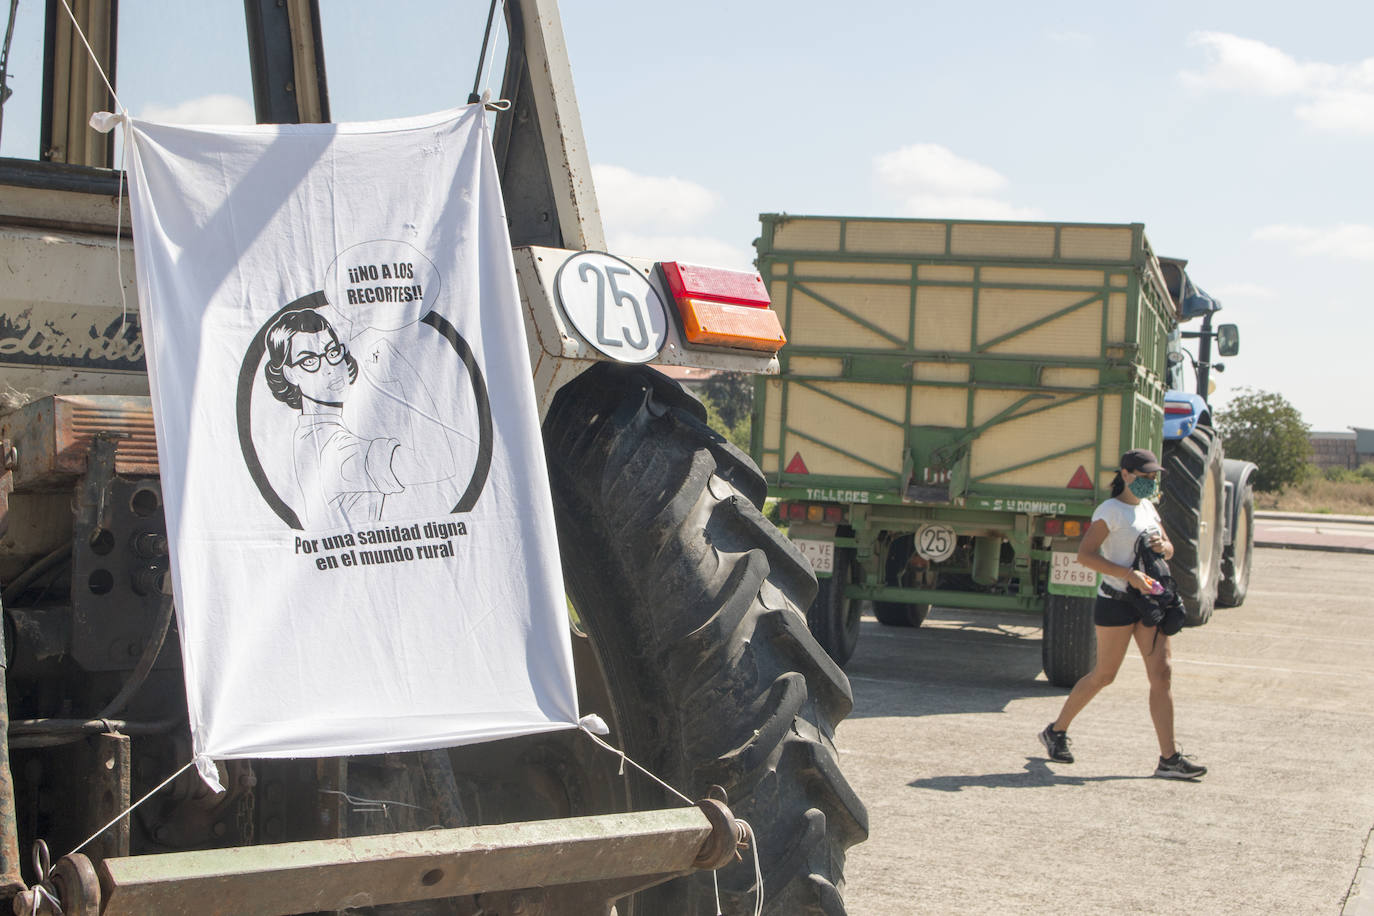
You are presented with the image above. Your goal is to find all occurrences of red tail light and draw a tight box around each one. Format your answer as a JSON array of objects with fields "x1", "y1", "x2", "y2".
[
  {"x1": 1044, "y1": 519, "x2": 1063, "y2": 536},
  {"x1": 660, "y1": 261, "x2": 786, "y2": 353},
  {"x1": 1164, "y1": 402, "x2": 1193, "y2": 415},
  {"x1": 662, "y1": 261, "x2": 769, "y2": 307}
]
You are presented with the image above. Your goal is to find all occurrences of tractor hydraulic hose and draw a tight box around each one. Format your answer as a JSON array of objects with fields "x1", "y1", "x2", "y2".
[{"x1": 95, "y1": 594, "x2": 175, "y2": 721}]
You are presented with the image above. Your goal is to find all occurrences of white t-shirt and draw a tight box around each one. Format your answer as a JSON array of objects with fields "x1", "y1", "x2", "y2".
[{"x1": 1090, "y1": 497, "x2": 1162, "y2": 594}]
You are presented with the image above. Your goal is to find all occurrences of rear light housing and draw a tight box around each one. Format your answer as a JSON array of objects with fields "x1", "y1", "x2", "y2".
[
  {"x1": 777, "y1": 501, "x2": 846, "y2": 524},
  {"x1": 1164, "y1": 402, "x2": 1193, "y2": 415},
  {"x1": 1044, "y1": 518, "x2": 1082, "y2": 537},
  {"x1": 660, "y1": 261, "x2": 786, "y2": 353}
]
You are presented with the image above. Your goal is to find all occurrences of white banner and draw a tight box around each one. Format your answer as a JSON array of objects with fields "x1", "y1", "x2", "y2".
[{"x1": 118, "y1": 105, "x2": 579, "y2": 788}]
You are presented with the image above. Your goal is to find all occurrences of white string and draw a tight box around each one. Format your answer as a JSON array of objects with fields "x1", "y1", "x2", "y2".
[
  {"x1": 30, "y1": 884, "x2": 62, "y2": 916},
  {"x1": 578, "y1": 723, "x2": 694, "y2": 807},
  {"x1": 112, "y1": 133, "x2": 130, "y2": 337},
  {"x1": 56, "y1": 0, "x2": 132, "y2": 337},
  {"x1": 739, "y1": 820, "x2": 764, "y2": 916},
  {"x1": 68, "y1": 759, "x2": 194, "y2": 858},
  {"x1": 56, "y1": 0, "x2": 121, "y2": 111},
  {"x1": 481, "y1": 1, "x2": 505, "y2": 102},
  {"x1": 578, "y1": 723, "x2": 765, "y2": 915}
]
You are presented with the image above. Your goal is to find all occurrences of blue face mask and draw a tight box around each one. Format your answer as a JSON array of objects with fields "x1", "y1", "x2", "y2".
[{"x1": 1128, "y1": 475, "x2": 1159, "y2": 500}]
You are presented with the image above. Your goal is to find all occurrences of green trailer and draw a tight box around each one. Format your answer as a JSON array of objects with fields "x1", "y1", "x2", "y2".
[{"x1": 751, "y1": 214, "x2": 1180, "y2": 685}]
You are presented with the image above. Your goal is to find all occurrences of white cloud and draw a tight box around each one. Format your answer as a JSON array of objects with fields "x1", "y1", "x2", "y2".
[
  {"x1": 592, "y1": 164, "x2": 720, "y2": 231},
  {"x1": 1296, "y1": 88, "x2": 1374, "y2": 134},
  {"x1": 875, "y1": 143, "x2": 1007, "y2": 195},
  {"x1": 591, "y1": 164, "x2": 750, "y2": 270},
  {"x1": 893, "y1": 194, "x2": 1041, "y2": 220},
  {"x1": 1182, "y1": 32, "x2": 1316, "y2": 95},
  {"x1": 138, "y1": 94, "x2": 256, "y2": 125},
  {"x1": 1254, "y1": 223, "x2": 1374, "y2": 261},
  {"x1": 603, "y1": 231, "x2": 755, "y2": 273},
  {"x1": 1182, "y1": 32, "x2": 1374, "y2": 134},
  {"x1": 873, "y1": 144, "x2": 1040, "y2": 219}
]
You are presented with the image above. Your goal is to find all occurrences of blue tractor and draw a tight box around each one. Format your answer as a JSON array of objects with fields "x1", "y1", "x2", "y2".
[{"x1": 1158, "y1": 258, "x2": 1256, "y2": 626}]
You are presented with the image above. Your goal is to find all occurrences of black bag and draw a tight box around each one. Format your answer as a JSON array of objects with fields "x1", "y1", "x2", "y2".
[{"x1": 1126, "y1": 532, "x2": 1187, "y2": 637}]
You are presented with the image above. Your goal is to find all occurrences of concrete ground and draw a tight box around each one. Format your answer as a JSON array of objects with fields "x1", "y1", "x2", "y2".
[
  {"x1": 1255, "y1": 510, "x2": 1374, "y2": 554},
  {"x1": 836, "y1": 547, "x2": 1374, "y2": 914}
]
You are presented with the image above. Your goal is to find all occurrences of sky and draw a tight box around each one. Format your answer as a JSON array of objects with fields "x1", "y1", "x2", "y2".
[{"x1": 2, "y1": 1, "x2": 1371, "y2": 431}]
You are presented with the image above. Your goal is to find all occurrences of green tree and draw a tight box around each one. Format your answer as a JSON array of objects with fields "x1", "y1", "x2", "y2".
[
  {"x1": 698, "y1": 371, "x2": 754, "y2": 429},
  {"x1": 696, "y1": 386, "x2": 751, "y2": 453},
  {"x1": 1215, "y1": 388, "x2": 1311, "y2": 492}
]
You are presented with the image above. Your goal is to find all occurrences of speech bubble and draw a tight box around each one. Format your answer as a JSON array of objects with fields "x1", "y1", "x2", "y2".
[{"x1": 325, "y1": 239, "x2": 442, "y2": 333}]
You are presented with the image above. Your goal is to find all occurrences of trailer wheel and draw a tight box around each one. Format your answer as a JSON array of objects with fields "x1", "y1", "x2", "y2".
[
  {"x1": 809, "y1": 547, "x2": 862, "y2": 666},
  {"x1": 1161, "y1": 426, "x2": 1226, "y2": 627},
  {"x1": 1042, "y1": 595, "x2": 1096, "y2": 688},
  {"x1": 873, "y1": 535, "x2": 931, "y2": 628},
  {"x1": 542, "y1": 363, "x2": 868, "y2": 915},
  {"x1": 873, "y1": 603, "x2": 931, "y2": 628},
  {"x1": 1217, "y1": 480, "x2": 1254, "y2": 608}
]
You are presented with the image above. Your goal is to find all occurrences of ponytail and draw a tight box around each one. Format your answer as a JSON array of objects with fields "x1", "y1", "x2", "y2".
[{"x1": 1110, "y1": 471, "x2": 1125, "y2": 498}]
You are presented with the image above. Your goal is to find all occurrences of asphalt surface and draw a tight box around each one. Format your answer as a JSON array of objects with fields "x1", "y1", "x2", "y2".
[
  {"x1": 836, "y1": 546, "x2": 1374, "y2": 915},
  {"x1": 1255, "y1": 510, "x2": 1374, "y2": 554}
]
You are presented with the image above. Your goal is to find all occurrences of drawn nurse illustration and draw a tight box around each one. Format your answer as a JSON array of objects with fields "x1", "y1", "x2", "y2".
[{"x1": 262, "y1": 304, "x2": 459, "y2": 527}]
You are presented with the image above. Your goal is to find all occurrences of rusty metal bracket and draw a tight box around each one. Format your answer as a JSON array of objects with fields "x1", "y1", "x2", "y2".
[
  {"x1": 74, "y1": 433, "x2": 121, "y2": 538},
  {"x1": 693, "y1": 797, "x2": 744, "y2": 870},
  {"x1": 12, "y1": 847, "x2": 100, "y2": 916}
]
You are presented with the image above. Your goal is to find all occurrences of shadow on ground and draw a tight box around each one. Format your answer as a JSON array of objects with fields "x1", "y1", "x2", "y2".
[
  {"x1": 907, "y1": 757, "x2": 1154, "y2": 791},
  {"x1": 842, "y1": 607, "x2": 1065, "y2": 720}
]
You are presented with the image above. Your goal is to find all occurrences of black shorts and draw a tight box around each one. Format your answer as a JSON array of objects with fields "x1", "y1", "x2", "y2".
[{"x1": 1094, "y1": 592, "x2": 1142, "y2": 627}]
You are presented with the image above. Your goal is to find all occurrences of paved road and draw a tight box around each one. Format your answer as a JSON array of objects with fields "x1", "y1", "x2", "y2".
[
  {"x1": 836, "y1": 547, "x2": 1374, "y2": 915},
  {"x1": 1256, "y1": 511, "x2": 1374, "y2": 554}
]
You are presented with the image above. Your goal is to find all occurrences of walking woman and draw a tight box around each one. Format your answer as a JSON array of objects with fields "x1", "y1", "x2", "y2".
[{"x1": 1039, "y1": 448, "x2": 1208, "y2": 779}]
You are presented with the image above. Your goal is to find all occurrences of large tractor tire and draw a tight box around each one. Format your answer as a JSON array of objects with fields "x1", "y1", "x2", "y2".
[
  {"x1": 542, "y1": 363, "x2": 869, "y2": 915},
  {"x1": 1042, "y1": 595, "x2": 1096, "y2": 687},
  {"x1": 7, "y1": 363, "x2": 866, "y2": 916},
  {"x1": 872, "y1": 535, "x2": 931, "y2": 628},
  {"x1": 1218, "y1": 477, "x2": 1254, "y2": 608},
  {"x1": 1161, "y1": 426, "x2": 1226, "y2": 627},
  {"x1": 809, "y1": 546, "x2": 862, "y2": 667}
]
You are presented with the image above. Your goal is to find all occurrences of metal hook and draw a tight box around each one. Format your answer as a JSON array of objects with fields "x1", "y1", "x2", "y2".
[{"x1": 31, "y1": 839, "x2": 51, "y2": 882}]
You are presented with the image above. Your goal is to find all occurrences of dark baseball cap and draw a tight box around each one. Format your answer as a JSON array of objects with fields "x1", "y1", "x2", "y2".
[{"x1": 1121, "y1": 448, "x2": 1163, "y2": 473}]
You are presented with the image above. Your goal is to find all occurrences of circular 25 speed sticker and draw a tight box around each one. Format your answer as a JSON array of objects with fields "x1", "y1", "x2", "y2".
[
  {"x1": 915, "y1": 523, "x2": 957, "y2": 562},
  {"x1": 555, "y1": 251, "x2": 668, "y2": 363}
]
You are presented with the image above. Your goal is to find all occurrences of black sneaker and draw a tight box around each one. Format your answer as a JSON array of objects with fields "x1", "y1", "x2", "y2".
[
  {"x1": 1039, "y1": 723, "x2": 1073, "y2": 763},
  {"x1": 1155, "y1": 751, "x2": 1207, "y2": 780}
]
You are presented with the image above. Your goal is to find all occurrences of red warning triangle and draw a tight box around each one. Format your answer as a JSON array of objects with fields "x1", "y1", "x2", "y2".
[
  {"x1": 785, "y1": 452, "x2": 810, "y2": 474},
  {"x1": 1066, "y1": 465, "x2": 1094, "y2": 489}
]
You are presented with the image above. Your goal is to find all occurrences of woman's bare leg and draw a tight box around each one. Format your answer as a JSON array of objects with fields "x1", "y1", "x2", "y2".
[
  {"x1": 1053, "y1": 624, "x2": 1136, "y2": 732},
  {"x1": 1134, "y1": 625, "x2": 1175, "y2": 756}
]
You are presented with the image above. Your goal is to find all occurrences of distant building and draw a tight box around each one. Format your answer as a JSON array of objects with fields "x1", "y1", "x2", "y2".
[
  {"x1": 1355, "y1": 428, "x2": 1374, "y2": 467},
  {"x1": 1309, "y1": 431, "x2": 1356, "y2": 470}
]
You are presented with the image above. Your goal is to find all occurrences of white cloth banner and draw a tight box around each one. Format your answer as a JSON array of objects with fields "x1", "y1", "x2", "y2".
[{"x1": 116, "y1": 105, "x2": 580, "y2": 788}]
